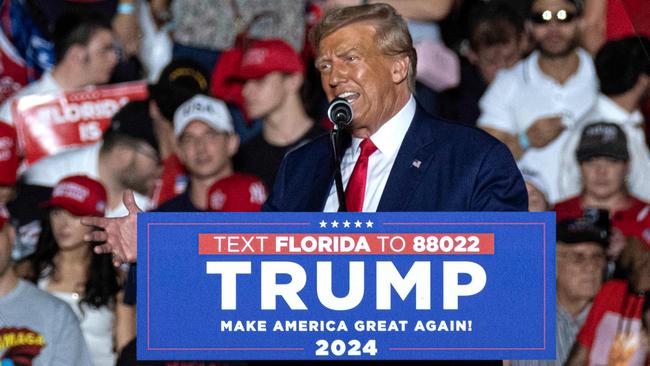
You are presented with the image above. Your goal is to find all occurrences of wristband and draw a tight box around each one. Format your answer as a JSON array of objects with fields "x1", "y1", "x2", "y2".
[
  {"x1": 518, "y1": 131, "x2": 530, "y2": 151},
  {"x1": 117, "y1": 2, "x2": 135, "y2": 15}
]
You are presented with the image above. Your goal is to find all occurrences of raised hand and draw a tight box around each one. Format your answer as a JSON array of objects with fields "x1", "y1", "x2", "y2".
[{"x1": 82, "y1": 190, "x2": 141, "y2": 266}]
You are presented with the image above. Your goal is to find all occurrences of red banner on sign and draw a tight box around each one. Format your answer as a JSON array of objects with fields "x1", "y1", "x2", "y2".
[
  {"x1": 12, "y1": 81, "x2": 148, "y2": 165},
  {"x1": 198, "y1": 233, "x2": 495, "y2": 255}
]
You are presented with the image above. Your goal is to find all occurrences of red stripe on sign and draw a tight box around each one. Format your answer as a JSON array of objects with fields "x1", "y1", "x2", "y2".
[{"x1": 198, "y1": 234, "x2": 494, "y2": 255}]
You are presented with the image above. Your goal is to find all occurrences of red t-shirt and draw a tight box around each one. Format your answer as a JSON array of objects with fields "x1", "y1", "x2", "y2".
[
  {"x1": 577, "y1": 280, "x2": 647, "y2": 365},
  {"x1": 606, "y1": 0, "x2": 650, "y2": 41},
  {"x1": 553, "y1": 195, "x2": 648, "y2": 237}
]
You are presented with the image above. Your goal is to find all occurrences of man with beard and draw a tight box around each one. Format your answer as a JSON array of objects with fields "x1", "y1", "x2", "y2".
[
  {"x1": 478, "y1": 0, "x2": 598, "y2": 204},
  {"x1": 23, "y1": 101, "x2": 161, "y2": 217},
  {"x1": 557, "y1": 36, "x2": 650, "y2": 203}
]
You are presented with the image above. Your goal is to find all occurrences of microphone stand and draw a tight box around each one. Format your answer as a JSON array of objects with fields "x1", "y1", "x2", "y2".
[{"x1": 330, "y1": 125, "x2": 347, "y2": 212}]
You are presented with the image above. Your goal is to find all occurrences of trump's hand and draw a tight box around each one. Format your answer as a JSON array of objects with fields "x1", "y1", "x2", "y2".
[{"x1": 82, "y1": 190, "x2": 141, "y2": 266}]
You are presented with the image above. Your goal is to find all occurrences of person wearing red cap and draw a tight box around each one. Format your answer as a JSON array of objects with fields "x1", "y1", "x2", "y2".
[
  {"x1": 0, "y1": 122, "x2": 19, "y2": 204},
  {"x1": 19, "y1": 175, "x2": 131, "y2": 366},
  {"x1": 0, "y1": 204, "x2": 93, "y2": 365},
  {"x1": 233, "y1": 39, "x2": 325, "y2": 190}
]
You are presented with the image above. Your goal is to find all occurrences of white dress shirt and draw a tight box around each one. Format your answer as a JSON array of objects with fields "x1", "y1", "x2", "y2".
[{"x1": 323, "y1": 96, "x2": 416, "y2": 212}]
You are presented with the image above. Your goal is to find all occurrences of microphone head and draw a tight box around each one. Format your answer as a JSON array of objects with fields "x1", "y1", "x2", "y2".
[{"x1": 327, "y1": 97, "x2": 353, "y2": 127}]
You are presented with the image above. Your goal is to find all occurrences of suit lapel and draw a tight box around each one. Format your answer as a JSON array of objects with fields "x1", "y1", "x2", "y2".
[
  {"x1": 305, "y1": 132, "x2": 351, "y2": 211},
  {"x1": 377, "y1": 105, "x2": 436, "y2": 211}
]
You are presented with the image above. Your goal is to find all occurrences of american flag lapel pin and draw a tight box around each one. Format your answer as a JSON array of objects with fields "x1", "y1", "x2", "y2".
[{"x1": 412, "y1": 159, "x2": 421, "y2": 169}]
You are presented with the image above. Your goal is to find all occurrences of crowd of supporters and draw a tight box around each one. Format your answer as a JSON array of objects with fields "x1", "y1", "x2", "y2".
[{"x1": 0, "y1": 0, "x2": 648, "y2": 365}]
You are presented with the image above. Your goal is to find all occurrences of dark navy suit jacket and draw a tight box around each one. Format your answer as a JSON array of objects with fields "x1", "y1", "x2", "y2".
[{"x1": 263, "y1": 103, "x2": 527, "y2": 212}]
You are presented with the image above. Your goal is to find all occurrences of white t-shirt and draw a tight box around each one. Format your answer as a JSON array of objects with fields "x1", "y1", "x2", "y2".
[
  {"x1": 478, "y1": 49, "x2": 599, "y2": 203},
  {"x1": 323, "y1": 96, "x2": 416, "y2": 212},
  {"x1": 38, "y1": 276, "x2": 116, "y2": 366},
  {"x1": 23, "y1": 142, "x2": 152, "y2": 217},
  {"x1": 556, "y1": 94, "x2": 650, "y2": 202},
  {"x1": 0, "y1": 71, "x2": 61, "y2": 125}
]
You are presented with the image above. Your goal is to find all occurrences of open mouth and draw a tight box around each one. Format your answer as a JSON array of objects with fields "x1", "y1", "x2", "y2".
[{"x1": 337, "y1": 91, "x2": 360, "y2": 104}]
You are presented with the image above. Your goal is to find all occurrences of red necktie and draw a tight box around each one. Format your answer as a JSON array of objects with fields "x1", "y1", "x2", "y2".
[{"x1": 346, "y1": 139, "x2": 378, "y2": 212}]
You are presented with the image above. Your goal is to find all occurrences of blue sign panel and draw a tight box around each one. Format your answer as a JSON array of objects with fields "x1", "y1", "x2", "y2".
[{"x1": 137, "y1": 212, "x2": 555, "y2": 361}]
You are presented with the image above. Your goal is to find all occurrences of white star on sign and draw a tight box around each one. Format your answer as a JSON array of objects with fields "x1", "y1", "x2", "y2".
[
  {"x1": 343, "y1": 220, "x2": 351, "y2": 228},
  {"x1": 331, "y1": 220, "x2": 339, "y2": 228},
  {"x1": 354, "y1": 220, "x2": 362, "y2": 228},
  {"x1": 366, "y1": 220, "x2": 374, "y2": 228},
  {"x1": 319, "y1": 220, "x2": 327, "y2": 228}
]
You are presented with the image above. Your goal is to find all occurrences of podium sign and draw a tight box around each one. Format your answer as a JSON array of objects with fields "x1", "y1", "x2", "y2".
[{"x1": 137, "y1": 212, "x2": 555, "y2": 361}]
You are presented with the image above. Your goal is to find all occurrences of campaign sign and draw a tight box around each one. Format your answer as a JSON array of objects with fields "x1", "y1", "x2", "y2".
[
  {"x1": 137, "y1": 212, "x2": 555, "y2": 361},
  {"x1": 12, "y1": 81, "x2": 148, "y2": 165}
]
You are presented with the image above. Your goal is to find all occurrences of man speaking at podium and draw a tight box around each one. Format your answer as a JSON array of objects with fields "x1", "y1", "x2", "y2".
[
  {"x1": 264, "y1": 3, "x2": 527, "y2": 213},
  {"x1": 85, "y1": 3, "x2": 527, "y2": 272}
]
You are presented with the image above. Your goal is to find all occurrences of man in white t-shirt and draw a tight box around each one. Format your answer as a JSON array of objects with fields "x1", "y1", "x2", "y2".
[
  {"x1": 0, "y1": 12, "x2": 117, "y2": 126},
  {"x1": 478, "y1": 0, "x2": 598, "y2": 204},
  {"x1": 557, "y1": 36, "x2": 650, "y2": 202},
  {"x1": 23, "y1": 102, "x2": 160, "y2": 217}
]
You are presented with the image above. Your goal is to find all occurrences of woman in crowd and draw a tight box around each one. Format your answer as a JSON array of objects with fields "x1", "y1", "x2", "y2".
[{"x1": 20, "y1": 175, "x2": 131, "y2": 366}]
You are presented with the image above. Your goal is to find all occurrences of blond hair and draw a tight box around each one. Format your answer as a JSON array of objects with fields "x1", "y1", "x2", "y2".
[{"x1": 309, "y1": 3, "x2": 417, "y2": 92}]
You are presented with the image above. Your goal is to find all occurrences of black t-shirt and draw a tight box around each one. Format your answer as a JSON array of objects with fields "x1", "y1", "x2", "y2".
[
  {"x1": 438, "y1": 57, "x2": 487, "y2": 126},
  {"x1": 154, "y1": 189, "x2": 201, "y2": 213},
  {"x1": 234, "y1": 124, "x2": 326, "y2": 190}
]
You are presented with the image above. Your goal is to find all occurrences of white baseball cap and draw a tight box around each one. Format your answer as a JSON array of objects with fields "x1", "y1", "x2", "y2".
[{"x1": 174, "y1": 95, "x2": 234, "y2": 137}]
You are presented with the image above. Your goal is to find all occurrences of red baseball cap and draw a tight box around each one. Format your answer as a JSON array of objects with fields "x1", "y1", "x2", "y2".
[
  {"x1": 42, "y1": 176, "x2": 107, "y2": 217},
  {"x1": 234, "y1": 39, "x2": 304, "y2": 80},
  {"x1": 0, "y1": 204, "x2": 9, "y2": 231},
  {"x1": 207, "y1": 174, "x2": 267, "y2": 212},
  {"x1": 0, "y1": 122, "x2": 18, "y2": 186}
]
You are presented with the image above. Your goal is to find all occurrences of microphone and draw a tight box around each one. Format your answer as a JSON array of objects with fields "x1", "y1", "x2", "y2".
[{"x1": 327, "y1": 97, "x2": 353, "y2": 127}]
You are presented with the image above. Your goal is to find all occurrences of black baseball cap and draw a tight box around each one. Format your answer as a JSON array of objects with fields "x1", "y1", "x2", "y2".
[
  {"x1": 148, "y1": 59, "x2": 210, "y2": 121},
  {"x1": 576, "y1": 122, "x2": 629, "y2": 163},
  {"x1": 557, "y1": 209, "x2": 610, "y2": 247},
  {"x1": 105, "y1": 101, "x2": 159, "y2": 155}
]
